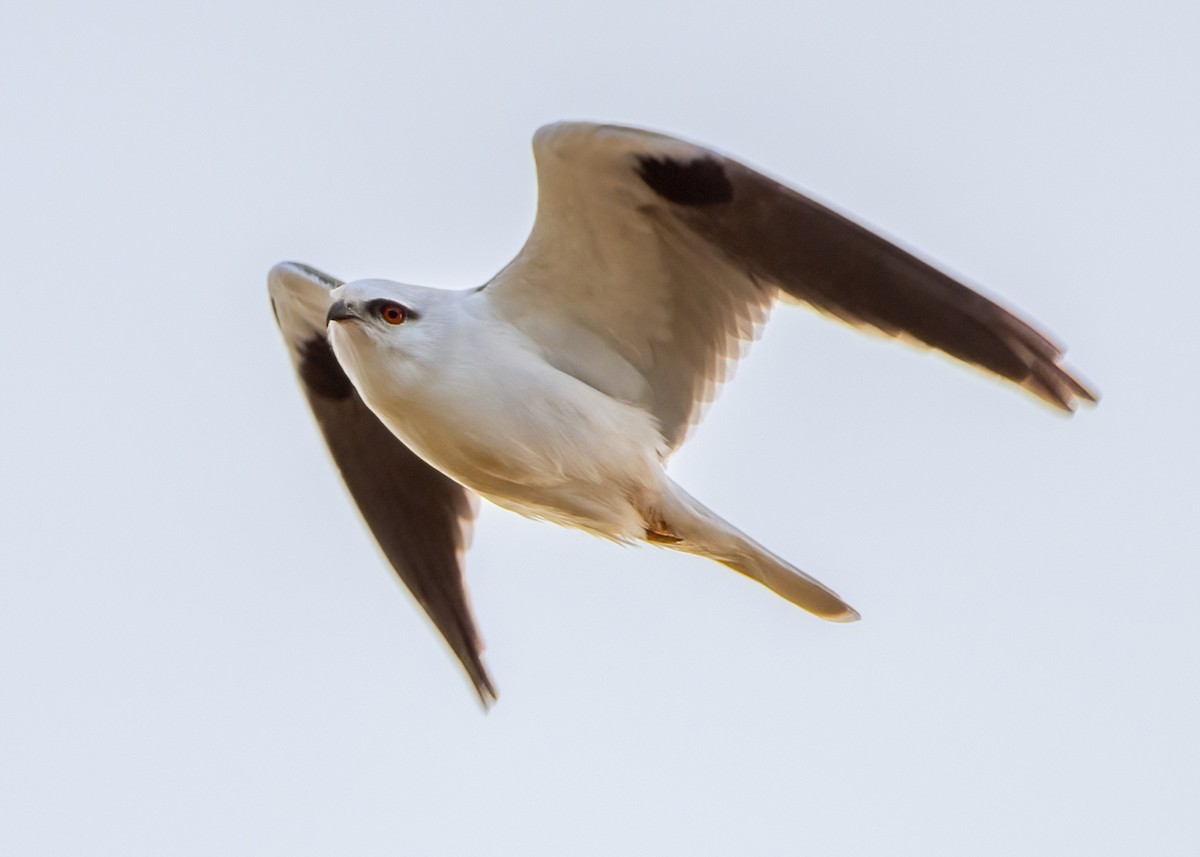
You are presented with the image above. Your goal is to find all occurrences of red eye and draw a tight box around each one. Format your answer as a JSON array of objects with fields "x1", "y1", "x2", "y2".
[{"x1": 380, "y1": 303, "x2": 407, "y2": 325}]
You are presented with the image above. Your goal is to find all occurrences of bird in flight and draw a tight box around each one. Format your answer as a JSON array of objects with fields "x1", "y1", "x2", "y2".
[{"x1": 269, "y1": 122, "x2": 1095, "y2": 704}]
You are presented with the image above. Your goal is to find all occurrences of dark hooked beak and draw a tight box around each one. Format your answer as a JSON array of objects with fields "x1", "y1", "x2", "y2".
[{"x1": 326, "y1": 300, "x2": 357, "y2": 324}]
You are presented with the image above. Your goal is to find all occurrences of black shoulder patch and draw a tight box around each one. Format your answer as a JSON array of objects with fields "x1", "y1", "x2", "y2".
[
  {"x1": 635, "y1": 155, "x2": 733, "y2": 206},
  {"x1": 299, "y1": 335, "x2": 355, "y2": 401}
]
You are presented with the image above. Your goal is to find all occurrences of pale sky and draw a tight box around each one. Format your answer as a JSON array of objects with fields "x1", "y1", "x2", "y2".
[{"x1": 2, "y1": 1, "x2": 1198, "y2": 854}]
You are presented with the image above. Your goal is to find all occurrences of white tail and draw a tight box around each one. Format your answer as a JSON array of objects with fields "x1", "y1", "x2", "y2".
[{"x1": 651, "y1": 480, "x2": 859, "y2": 622}]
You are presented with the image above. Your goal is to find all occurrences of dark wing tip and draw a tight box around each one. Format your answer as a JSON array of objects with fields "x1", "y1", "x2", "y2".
[
  {"x1": 986, "y1": 310, "x2": 1098, "y2": 412},
  {"x1": 470, "y1": 665, "x2": 499, "y2": 709},
  {"x1": 635, "y1": 155, "x2": 734, "y2": 206},
  {"x1": 1025, "y1": 359, "x2": 1099, "y2": 412},
  {"x1": 1075, "y1": 380, "x2": 1100, "y2": 405}
]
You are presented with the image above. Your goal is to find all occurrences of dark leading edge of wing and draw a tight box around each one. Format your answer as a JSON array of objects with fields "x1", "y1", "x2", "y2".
[
  {"x1": 271, "y1": 262, "x2": 496, "y2": 705},
  {"x1": 636, "y1": 154, "x2": 1097, "y2": 410}
]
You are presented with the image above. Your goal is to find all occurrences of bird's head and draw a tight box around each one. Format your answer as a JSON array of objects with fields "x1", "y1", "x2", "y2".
[{"x1": 325, "y1": 279, "x2": 449, "y2": 395}]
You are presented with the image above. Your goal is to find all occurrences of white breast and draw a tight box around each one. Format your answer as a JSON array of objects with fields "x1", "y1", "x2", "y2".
[{"x1": 337, "y1": 290, "x2": 669, "y2": 538}]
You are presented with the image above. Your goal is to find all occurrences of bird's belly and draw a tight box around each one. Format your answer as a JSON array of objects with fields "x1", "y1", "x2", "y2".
[{"x1": 367, "y1": 363, "x2": 666, "y2": 539}]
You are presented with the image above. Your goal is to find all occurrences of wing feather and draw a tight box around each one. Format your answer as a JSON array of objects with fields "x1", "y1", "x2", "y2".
[
  {"x1": 487, "y1": 122, "x2": 1094, "y2": 452},
  {"x1": 683, "y1": 159, "x2": 1097, "y2": 410},
  {"x1": 269, "y1": 262, "x2": 495, "y2": 705}
]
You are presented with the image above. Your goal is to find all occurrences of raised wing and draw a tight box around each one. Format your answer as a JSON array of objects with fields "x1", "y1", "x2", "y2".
[
  {"x1": 269, "y1": 262, "x2": 495, "y2": 705},
  {"x1": 487, "y1": 122, "x2": 1095, "y2": 451}
]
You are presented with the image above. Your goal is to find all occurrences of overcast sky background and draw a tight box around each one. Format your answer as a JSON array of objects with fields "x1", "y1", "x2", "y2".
[{"x1": 2, "y1": 1, "x2": 1198, "y2": 854}]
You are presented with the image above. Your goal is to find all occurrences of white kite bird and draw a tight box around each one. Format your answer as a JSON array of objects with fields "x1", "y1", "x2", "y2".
[{"x1": 269, "y1": 122, "x2": 1095, "y2": 704}]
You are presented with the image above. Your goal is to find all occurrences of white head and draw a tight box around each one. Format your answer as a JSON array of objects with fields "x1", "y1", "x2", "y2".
[{"x1": 325, "y1": 278, "x2": 454, "y2": 397}]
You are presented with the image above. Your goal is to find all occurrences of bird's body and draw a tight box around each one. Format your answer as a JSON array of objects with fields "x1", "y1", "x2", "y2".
[
  {"x1": 269, "y1": 121, "x2": 1095, "y2": 703},
  {"x1": 331, "y1": 282, "x2": 667, "y2": 539}
]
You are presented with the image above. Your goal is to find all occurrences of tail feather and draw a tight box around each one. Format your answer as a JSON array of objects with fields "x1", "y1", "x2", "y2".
[
  {"x1": 723, "y1": 547, "x2": 860, "y2": 622},
  {"x1": 652, "y1": 480, "x2": 859, "y2": 622}
]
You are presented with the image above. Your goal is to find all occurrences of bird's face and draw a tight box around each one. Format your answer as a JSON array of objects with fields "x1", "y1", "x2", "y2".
[{"x1": 325, "y1": 279, "x2": 444, "y2": 395}]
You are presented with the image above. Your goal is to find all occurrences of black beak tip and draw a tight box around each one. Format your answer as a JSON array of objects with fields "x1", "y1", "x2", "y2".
[{"x1": 326, "y1": 299, "x2": 354, "y2": 325}]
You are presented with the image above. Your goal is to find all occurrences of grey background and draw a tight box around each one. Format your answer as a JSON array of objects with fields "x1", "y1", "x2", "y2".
[{"x1": 2, "y1": 0, "x2": 1197, "y2": 854}]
